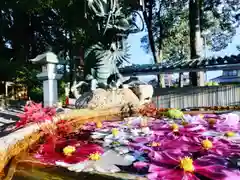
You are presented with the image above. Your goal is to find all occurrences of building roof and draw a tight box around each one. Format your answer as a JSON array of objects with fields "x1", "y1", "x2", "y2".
[
  {"x1": 211, "y1": 76, "x2": 240, "y2": 83},
  {"x1": 120, "y1": 54, "x2": 240, "y2": 76}
]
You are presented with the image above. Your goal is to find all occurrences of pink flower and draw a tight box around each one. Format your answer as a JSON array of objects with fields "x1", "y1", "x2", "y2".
[
  {"x1": 147, "y1": 151, "x2": 229, "y2": 180},
  {"x1": 223, "y1": 170, "x2": 240, "y2": 180},
  {"x1": 215, "y1": 114, "x2": 239, "y2": 132},
  {"x1": 152, "y1": 123, "x2": 205, "y2": 138},
  {"x1": 81, "y1": 121, "x2": 120, "y2": 131},
  {"x1": 129, "y1": 135, "x2": 192, "y2": 154},
  {"x1": 183, "y1": 137, "x2": 240, "y2": 156}
]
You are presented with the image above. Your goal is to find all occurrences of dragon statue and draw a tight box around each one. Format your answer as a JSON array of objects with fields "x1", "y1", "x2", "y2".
[{"x1": 73, "y1": 0, "x2": 144, "y2": 108}]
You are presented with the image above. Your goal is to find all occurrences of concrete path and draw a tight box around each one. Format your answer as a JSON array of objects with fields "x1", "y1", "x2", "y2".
[{"x1": 0, "y1": 108, "x2": 21, "y2": 137}]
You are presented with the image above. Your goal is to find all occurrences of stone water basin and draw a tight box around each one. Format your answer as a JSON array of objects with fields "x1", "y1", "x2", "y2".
[{"x1": 1, "y1": 109, "x2": 240, "y2": 180}]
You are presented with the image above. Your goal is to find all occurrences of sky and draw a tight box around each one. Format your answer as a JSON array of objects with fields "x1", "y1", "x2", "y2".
[{"x1": 127, "y1": 27, "x2": 240, "y2": 82}]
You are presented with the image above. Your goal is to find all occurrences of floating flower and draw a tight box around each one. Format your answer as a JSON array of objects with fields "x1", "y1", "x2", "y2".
[
  {"x1": 183, "y1": 114, "x2": 219, "y2": 130},
  {"x1": 35, "y1": 139, "x2": 104, "y2": 165},
  {"x1": 129, "y1": 134, "x2": 190, "y2": 154},
  {"x1": 131, "y1": 127, "x2": 152, "y2": 137},
  {"x1": 152, "y1": 122, "x2": 205, "y2": 139},
  {"x1": 147, "y1": 151, "x2": 229, "y2": 180},
  {"x1": 56, "y1": 150, "x2": 135, "y2": 173},
  {"x1": 91, "y1": 127, "x2": 129, "y2": 140},
  {"x1": 184, "y1": 137, "x2": 237, "y2": 156}
]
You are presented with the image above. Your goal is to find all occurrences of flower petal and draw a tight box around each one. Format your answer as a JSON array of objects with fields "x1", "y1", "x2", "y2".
[
  {"x1": 148, "y1": 151, "x2": 180, "y2": 165},
  {"x1": 91, "y1": 132, "x2": 107, "y2": 139},
  {"x1": 114, "y1": 146, "x2": 130, "y2": 154},
  {"x1": 222, "y1": 170, "x2": 240, "y2": 180},
  {"x1": 148, "y1": 165, "x2": 184, "y2": 180},
  {"x1": 94, "y1": 162, "x2": 121, "y2": 173},
  {"x1": 133, "y1": 161, "x2": 149, "y2": 169},
  {"x1": 67, "y1": 161, "x2": 94, "y2": 172},
  {"x1": 194, "y1": 164, "x2": 228, "y2": 180},
  {"x1": 101, "y1": 150, "x2": 134, "y2": 166},
  {"x1": 55, "y1": 161, "x2": 72, "y2": 167}
]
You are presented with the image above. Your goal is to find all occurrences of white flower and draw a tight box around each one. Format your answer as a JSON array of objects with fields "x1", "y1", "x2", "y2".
[
  {"x1": 130, "y1": 127, "x2": 152, "y2": 137},
  {"x1": 103, "y1": 136, "x2": 129, "y2": 147},
  {"x1": 220, "y1": 113, "x2": 239, "y2": 127},
  {"x1": 183, "y1": 114, "x2": 203, "y2": 124},
  {"x1": 114, "y1": 146, "x2": 130, "y2": 155},
  {"x1": 202, "y1": 130, "x2": 240, "y2": 144},
  {"x1": 56, "y1": 150, "x2": 135, "y2": 173},
  {"x1": 91, "y1": 129, "x2": 111, "y2": 139}
]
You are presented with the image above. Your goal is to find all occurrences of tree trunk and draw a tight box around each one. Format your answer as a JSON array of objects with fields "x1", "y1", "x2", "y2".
[
  {"x1": 189, "y1": 0, "x2": 204, "y2": 86},
  {"x1": 142, "y1": 1, "x2": 158, "y2": 64},
  {"x1": 158, "y1": 49, "x2": 165, "y2": 88},
  {"x1": 68, "y1": 31, "x2": 75, "y2": 98},
  {"x1": 142, "y1": 0, "x2": 161, "y2": 85},
  {"x1": 158, "y1": 18, "x2": 166, "y2": 88}
]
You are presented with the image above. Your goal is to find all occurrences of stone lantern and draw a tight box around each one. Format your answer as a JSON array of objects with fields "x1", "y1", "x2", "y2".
[{"x1": 30, "y1": 52, "x2": 63, "y2": 107}]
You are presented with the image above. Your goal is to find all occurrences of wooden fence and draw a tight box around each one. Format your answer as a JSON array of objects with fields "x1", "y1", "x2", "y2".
[{"x1": 153, "y1": 85, "x2": 240, "y2": 109}]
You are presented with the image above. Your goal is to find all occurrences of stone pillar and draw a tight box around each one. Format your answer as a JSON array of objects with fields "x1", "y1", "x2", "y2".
[
  {"x1": 43, "y1": 79, "x2": 58, "y2": 107},
  {"x1": 30, "y1": 52, "x2": 63, "y2": 107}
]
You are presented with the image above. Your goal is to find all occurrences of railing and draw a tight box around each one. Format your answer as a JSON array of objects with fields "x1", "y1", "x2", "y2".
[{"x1": 153, "y1": 85, "x2": 240, "y2": 109}]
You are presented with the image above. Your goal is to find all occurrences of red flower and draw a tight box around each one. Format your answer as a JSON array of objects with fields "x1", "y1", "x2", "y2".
[{"x1": 35, "y1": 138, "x2": 104, "y2": 165}]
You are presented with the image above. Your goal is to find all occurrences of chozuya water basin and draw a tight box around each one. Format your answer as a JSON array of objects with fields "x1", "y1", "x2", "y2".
[
  {"x1": 1, "y1": 105, "x2": 240, "y2": 180},
  {"x1": 0, "y1": 105, "x2": 143, "y2": 180}
]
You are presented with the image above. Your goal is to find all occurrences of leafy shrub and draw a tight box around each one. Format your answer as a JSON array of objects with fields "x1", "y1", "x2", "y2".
[{"x1": 29, "y1": 87, "x2": 43, "y2": 102}]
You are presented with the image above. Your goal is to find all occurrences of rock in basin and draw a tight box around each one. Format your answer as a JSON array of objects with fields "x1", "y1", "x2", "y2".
[{"x1": 87, "y1": 88, "x2": 141, "y2": 109}]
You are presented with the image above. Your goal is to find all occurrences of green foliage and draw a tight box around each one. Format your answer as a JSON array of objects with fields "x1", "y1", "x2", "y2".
[
  {"x1": 167, "y1": 109, "x2": 184, "y2": 119},
  {"x1": 29, "y1": 87, "x2": 43, "y2": 102},
  {"x1": 205, "y1": 81, "x2": 219, "y2": 86},
  {"x1": 141, "y1": 0, "x2": 240, "y2": 62}
]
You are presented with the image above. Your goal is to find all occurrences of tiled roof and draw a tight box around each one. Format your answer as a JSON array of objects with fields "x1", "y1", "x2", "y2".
[
  {"x1": 120, "y1": 54, "x2": 240, "y2": 75},
  {"x1": 211, "y1": 76, "x2": 240, "y2": 83}
]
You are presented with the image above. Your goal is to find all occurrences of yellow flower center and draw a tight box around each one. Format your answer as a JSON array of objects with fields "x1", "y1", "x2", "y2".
[
  {"x1": 63, "y1": 146, "x2": 76, "y2": 156},
  {"x1": 96, "y1": 121, "x2": 103, "y2": 128},
  {"x1": 199, "y1": 114, "x2": 204, "y2": 119},
  {"x1": 225, "y1": 131, "x2": 235, "y2": 137},
  {"x1": 181, "y1": 121, "x2": 188, "y2": 126},
  {"x1": 89, "y1": 152, "x2": 101, "y2": 161},
  {"x1": 201, "y1": 139, "x2": 213, "y2": 150},
  {"x1": 180, "y1": 157, "x2": 194, "y2": 172},
  {"x1": 112, "y1": 128, "x2": 119, "y2": 137},
  {"x1": 126, "y1": 120, "x2": 132, "y2": 126},
  {"x1": 112, "y1": 141, "x2": 120, "y2": 145},
  {"x1": 171, "y1": 123, "x2": 179, "y2": 132},
  {"x1": 149, "y1": 142, "x2": 161, "y2": 147},
  {"x1": 208, "y1": 119, "x2": 216, "y2": 126}
]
